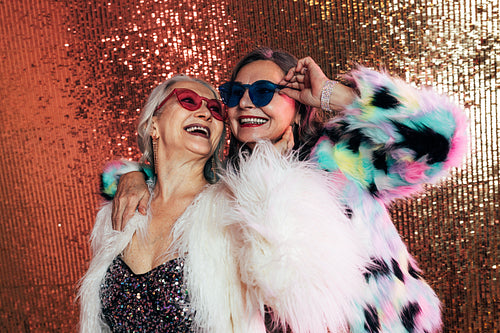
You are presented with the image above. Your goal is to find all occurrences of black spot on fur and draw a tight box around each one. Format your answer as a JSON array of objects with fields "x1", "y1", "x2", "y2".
[
  {"x1": 364, "y1": 305, "x2": 380, "y2": 333},
  {"x1": 345, "y1": 127, "x2": 370, "y2": 153},
  {"x1": 372, "y1": 87, "x2": 400, "y2": 109},
  {"x1": 325, "y1": 122, "x2": 373, "y2": 154},
  {"x1": 368, "y1": 182, "x2": 378, "y2": 196},
  {"x1": 373, "y1": 148, "x2": 388, "y2": 173},
  {"x1": 324, "y1": 123, "x2": 345, "y2": 143},
  {"x1": 364, "y1": 258, "x2": 391, "y2": 282},
  {"x1": 347, "y1": 135, "x2": 363, "y2": 153},
  {"x1": 392, "y1": 258, "x2": 405, "y2": 283},
  {"x1": 393, "y1": 122, "x2": 450, "y2": 164},
  {"x1": 400, "y1": 302, "x2": 421, "y2": 333},
  {"x1": 344, "y1": 206, "x2": 353, "y2": 219},
  {"x1": 344, "y1": 127, "x2": 373, "y2": 153},
  {"x1": 408, "y1": 262, "x2": 422, "y2": 280}
]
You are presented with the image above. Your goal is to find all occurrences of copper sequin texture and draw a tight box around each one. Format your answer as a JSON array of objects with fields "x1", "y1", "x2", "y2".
[{"x1": 0, "y1": 0, "x2": 498, "y2": 331}]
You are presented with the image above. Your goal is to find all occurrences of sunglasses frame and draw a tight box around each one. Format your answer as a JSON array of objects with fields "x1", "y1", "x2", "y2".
[
  {"x1": 219, "y1": 80, "x2": 289, "y2": 108},
  {"x1": 155, "y1": 88, "x2": 226, "y2": 121}
]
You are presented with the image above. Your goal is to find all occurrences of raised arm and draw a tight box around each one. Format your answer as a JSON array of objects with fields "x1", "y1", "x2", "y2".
[
  {"x1": 102, "y1": 160, "x2": 152, "y2": 230},
  {"x1": 279, "y1": 56, "x2": 357, "y2": 112},
  {"x1": 310, "y1": 67, "x2": 468, "y2": 202}
]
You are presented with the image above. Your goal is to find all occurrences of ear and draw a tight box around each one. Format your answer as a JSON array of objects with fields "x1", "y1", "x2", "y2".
[{"x1": 150, "y1": 116, "x2": 160, "y2": 139}]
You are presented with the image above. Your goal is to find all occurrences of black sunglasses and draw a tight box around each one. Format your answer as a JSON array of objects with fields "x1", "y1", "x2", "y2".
[{"x1": 219, "y1": 80, "x2": 294, "y2": 108}]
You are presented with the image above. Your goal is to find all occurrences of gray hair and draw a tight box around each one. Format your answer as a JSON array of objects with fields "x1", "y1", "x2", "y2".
[{"x1": 137, "y1": 75, "x2": 226, "y2": 183}]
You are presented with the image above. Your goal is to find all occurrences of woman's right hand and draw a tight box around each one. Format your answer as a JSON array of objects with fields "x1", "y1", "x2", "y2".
[{"x1": 112, "y1": 171, "x2": 150, "y2": 231}]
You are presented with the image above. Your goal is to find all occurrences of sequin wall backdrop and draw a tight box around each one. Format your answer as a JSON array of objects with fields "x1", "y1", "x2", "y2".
[{"x1": 0, "y1": 0, "x2": 497, "y2": 331}]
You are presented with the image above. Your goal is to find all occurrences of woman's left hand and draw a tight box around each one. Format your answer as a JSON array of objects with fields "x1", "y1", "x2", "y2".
[
  {"x1": 273, "y1": 126, "x2": 295, "y2": 155},
  {"x1": 278, "y1": 56, "x2": 329, "y2": 108},
  {"x1": 279, "y1": 56, "x2": 357, "y2": 112}
]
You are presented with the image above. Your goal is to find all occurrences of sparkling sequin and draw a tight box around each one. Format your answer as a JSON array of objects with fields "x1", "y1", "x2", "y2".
[
  {"x1": 0, "y1": 0, "x2": 498, "y2": 331},
  {"x1": 100, "y1": 257, "x2": 193, "y2": 332}
]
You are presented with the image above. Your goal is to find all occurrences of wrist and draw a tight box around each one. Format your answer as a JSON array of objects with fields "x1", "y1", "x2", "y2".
[{"x1": 320, "y1": 80, "x2": 338, "y2": 112}]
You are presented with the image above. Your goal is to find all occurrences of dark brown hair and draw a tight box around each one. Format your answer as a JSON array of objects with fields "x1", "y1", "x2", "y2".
[{"x1": 227, "y1": 47, "x2": 327, "y2": 160}]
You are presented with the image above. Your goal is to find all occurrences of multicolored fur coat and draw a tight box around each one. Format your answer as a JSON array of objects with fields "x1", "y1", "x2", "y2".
[
  {"x1": 94, "y1": 68, "x2": 468, "y2": 332},
  {"x1": 311, "y1": 68, "x2": 468, "y2": 332}
]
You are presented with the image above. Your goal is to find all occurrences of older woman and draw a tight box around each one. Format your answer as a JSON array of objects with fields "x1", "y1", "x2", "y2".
[
  {"x1": 79, "y1": 76, "x2": 227, "y2": 331},
  {"x1": 81, "y1": 73, "x2": 367, "y2": 333},
  {"x1": 103, "y1": 48, "x2": 468, "y2": 332}
]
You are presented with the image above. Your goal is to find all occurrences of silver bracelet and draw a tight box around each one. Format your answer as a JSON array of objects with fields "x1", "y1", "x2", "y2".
[{"x1": 320, "y1": 80, "x2": 337, "y2": 112}]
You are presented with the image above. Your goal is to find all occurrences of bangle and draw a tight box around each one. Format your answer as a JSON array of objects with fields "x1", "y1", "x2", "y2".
[{"x1": 320, "y1": 80, "x2": 337, "y2": 112}]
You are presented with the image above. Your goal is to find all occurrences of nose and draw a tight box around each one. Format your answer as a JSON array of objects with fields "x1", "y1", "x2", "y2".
[
  {"x1": 238, "y1": 88, "x2": 254, "y2": 109},
  {"x1": 193, "y1": 102, "x2": 212, "y2": 120}
]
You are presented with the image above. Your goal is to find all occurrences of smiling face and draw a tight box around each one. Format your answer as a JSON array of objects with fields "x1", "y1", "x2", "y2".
[
  {"x1": 227, "y1": 60, "x2": 299, "y2": 148},
  {"x1": 151, "y1": 81, "x2": 224, "y2": 163}
]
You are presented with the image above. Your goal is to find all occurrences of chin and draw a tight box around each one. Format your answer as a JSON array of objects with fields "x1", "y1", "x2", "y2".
[
  {"x1": 186, "y1": 143, "x2": 214, "y2": 157},
  {"x1": 237, "y1": 132, "x2": 281, "y2": 147},
  {"x1": 236, "y1": 130, "x2": 269, "y2": 143}
]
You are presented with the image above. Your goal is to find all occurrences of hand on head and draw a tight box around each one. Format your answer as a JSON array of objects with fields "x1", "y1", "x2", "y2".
[
  {"x1": 279, "y1": 56, "x2": 357, "y2": 112},
  {"x1": 278, "y1": 57, "x2": 329, "y2": 108}
]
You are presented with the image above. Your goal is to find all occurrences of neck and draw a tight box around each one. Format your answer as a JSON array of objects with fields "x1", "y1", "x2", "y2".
[{"x1": 153, "y1": 156, "x2": 208, "y2": 203}]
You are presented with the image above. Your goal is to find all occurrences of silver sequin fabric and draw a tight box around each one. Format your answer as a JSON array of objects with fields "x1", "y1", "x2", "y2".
[{"x1": 100, "y1": 256, "x2": 193, "y2": 332}]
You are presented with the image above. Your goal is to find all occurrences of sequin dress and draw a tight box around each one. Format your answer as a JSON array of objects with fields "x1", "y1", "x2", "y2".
[{"x1": 100, "y1": 256, "x2": 194, "y2": 332}]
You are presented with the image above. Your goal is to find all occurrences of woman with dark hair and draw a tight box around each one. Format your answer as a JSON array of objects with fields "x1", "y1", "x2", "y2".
[
  {"x1": 80, "y1": 71, "x2": 368, "y2": 333},
  {"x1": 101, "y1": 47, "x2": 468, "y2": 332},
  {"x1": 223, "y1": 48, "x2": 355, "y2": 161}
]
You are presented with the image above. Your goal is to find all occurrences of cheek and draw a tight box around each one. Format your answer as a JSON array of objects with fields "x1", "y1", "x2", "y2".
[
  {"x1": 227, "y1": 108, "x2": 239, "y2": 129},
  {"x1": 267, "y1": 97, "x2": 297, "y2": 124},
  {"x1": 213, "y1": 123, "x2": 224, "y2": 142},
  {"x1": 227, "y1": 107, "x2": 237, "y2": 121}
]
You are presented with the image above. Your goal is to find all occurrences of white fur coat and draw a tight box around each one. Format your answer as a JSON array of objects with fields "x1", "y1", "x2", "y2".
[{"x1": 79, "y1": 142, "x2": 368, "y2": 332}]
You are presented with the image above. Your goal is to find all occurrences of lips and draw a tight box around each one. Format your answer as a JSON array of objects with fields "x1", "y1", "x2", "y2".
[
  {"x1": 184, "y1": 124, "x2": 210, "y2": 138},
  {"x1": 238, "y1": 116, "x2": 268, "y2": 127}
]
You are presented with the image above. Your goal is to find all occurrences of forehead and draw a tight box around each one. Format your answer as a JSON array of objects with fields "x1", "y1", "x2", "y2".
[
  {"x1": 235, "y1": 60, "x2": 285, "y2": 84},
  {"x1": 169, "y1": 80, "x2": 216, "y2": 99}
]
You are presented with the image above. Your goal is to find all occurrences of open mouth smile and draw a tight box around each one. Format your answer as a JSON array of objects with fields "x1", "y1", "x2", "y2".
[
  {"x1": 239, "y1": 116, "x2": 268, "y2": 127},
  {"x1": 185, "y1": 124, "x2": 210, "y2": 138}
]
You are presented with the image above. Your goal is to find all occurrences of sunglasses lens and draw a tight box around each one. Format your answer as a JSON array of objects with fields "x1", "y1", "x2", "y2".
[
  {"x1": 249, "y1": 81, "x2": 277, "y2": 107},
  {"x1": 206, "y1": 100, "x2": 225, "y2": 121},
  {"x1": 176, "y1": 90, "x2": 201, "y2": 111},
  {"x1": 219, "y1": 80, "x2": 278, "y2": 108},
  {"x1": 218, "y1": 83, "x2": 232, "y2": 106},
  {"x1": 176, "y1": 89, "x2": 225, "y2": 121},
  {"x1": 220, "y1": 82, "x2": 246, "y2": 108}
]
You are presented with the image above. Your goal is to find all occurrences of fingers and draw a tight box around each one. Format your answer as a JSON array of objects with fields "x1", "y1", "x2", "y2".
[
  {"x1": 121, "y1": 198, "x2": 138, "y2": 230},
  {"x1": 137, "y1": 192, "x2": 150, "y2": 215},
  {"x1": 110, "y1": 171, "x2": 149, "y2": 231},
  {"x1": 112, "y1": 189, "x2": 150, "y2": 231},
  {"x1": 278, "y1": 86, "x2": 301, "y2": 101},
  {"x1": 273, "y1": 126, "x2": 295, "y2": 155},
  {"x1": 279, "y1": 67, "x2": 305, "y2": 96},
  {"x1": 111, "y1": 195, "x2": 125, "y2": 231},
  {"x1": 285, "y1": 126, "x2": 295, "y2": 151},
  {"x1": 281, "y1": 66, "x2": 306, "y2": 85}
]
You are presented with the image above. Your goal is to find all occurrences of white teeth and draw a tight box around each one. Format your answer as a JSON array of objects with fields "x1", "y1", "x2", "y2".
[
  {"x1": 240, "y1": 118, "x2": 267, "y2": 125},
  {"x1": 186, "y1": 126, "x2": 209, "y2": 136}
]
